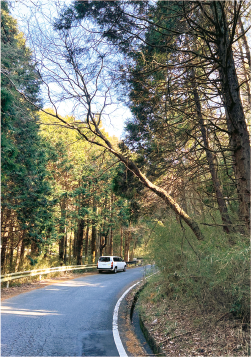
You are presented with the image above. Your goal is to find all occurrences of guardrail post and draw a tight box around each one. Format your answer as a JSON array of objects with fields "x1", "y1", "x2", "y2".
[
  {"x1": 39, "y1": 275, "x2": 42, "y2": 281},
  {"x1": 6, "y1": 281, "x2": 9, "y2": 288}
]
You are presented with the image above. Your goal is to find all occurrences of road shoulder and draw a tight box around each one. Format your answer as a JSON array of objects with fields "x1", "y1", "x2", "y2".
[
  {"x1": 117, "y1": 281, "x2": 151, "y2": 357},
  {"x1": 1, "y1": 272, "x2": 97, "y2": 301}
]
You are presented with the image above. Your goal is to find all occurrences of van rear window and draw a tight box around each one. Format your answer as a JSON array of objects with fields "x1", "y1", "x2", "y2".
[{"x1": 99, "y1": 257, "x2": 111, "y2": 262}]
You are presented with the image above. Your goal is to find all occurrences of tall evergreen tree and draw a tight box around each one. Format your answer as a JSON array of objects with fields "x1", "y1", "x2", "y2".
[
  {"x1": 1, "y1": 1, "x2": 56, "y2": 272},
  {"x1": 55, "y1": 0, "x2": 250, "y2": 233}
]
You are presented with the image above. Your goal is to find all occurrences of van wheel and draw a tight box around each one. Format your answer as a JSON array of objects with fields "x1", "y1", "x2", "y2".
[
  {"x1": 114, "y1": 267, "x2": 117, "y2": 274},
  {"x1": 123, "y1": 266, "x2": 126, "y2": 272},
  {"x1": 98, "y1": 270, "x2": 102, "y2": 273}
]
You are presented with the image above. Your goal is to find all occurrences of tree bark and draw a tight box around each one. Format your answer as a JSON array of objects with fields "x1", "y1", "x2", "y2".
[
  {"x1": 84, "y1": 224, "x2": 89, "y2": 259},
  {"x1": 18, "y1": 236, "x2": 26, "y2": 271},
  {"x1": 191, "y1": 68, "x2": 234, "y2": 233},
  {"x1": 1, "y1": 233, "x2": 8, "y2": 273},
  {"x1": 15, "y1": 232, "x2": 25, "y2": 272},
  {"x1": 64, "y1": 233, "x2": 67, "y2": 265},
  {"x1": 130, "y1": 234, "x2": 137, "y2": 261},
  {"x1": 9, "y1": 236, "x2": 15, "y2": 272},
  {"x1": 99, "y1": 231, "x2": 103, "y2": 256},
  {"x1": 1, "y1": 208, "x2": 12, "y2": 273},
  {"x1": 73, "y1": 229, "x2": 77, "y2": 259},
  {"x1": 211, "y1": 3, "x2": 250, "y2": 231},
  {"x1": 99, "y1": 228, "x2": 109, "y2": 256},
  {"x1": 124, "y1": 230, "x2": 130, "y2": 262},
  {"x1": 109, "y1": 194, "x2": 114, "y2": 255},
  {"x1": 76, "y1": 218, "x2": 85, "y2": 265},
  {"x1": 59, "y1": 198, "x2": 67, "y2": 262},
  {"x1": 91, "y1": 222, "x2": 97, "y2": 263},
  {"x1": 120, "y1": 226, "x2": 123, "y2": 257},
  {"x1": 109, "y1": 228, "x2": 113, "y2": 255}
]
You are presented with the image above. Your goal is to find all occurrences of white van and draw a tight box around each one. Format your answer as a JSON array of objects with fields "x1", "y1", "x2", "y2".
[{"x1": 97, "y1": 256, "x2": 127, "y2": 273}]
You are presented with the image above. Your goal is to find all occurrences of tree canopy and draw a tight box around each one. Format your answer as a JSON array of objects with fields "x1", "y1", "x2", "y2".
[{"x1": 1, "y1": 0, "x2": 250, "y2": 273}]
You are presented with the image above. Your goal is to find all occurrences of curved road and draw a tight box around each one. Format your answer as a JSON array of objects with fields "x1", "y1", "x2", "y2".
[{"x1": 1, "y1": 266, "x2": 148, "y2": 356}]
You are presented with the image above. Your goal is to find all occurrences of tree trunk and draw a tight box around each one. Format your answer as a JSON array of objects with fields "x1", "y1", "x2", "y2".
[
  {"x1": 59, "y1": 230, "x2": 66, "y2": 262},
  {"x1": 129, "y1": 234, "x2": 137, "y2": 261},
  {"x1": 120, "y1": 226, "x2": 123, "y2": 257},
  {"x1": 191, "y1": 68, "x2": 234, "y2": 233},
  {"x1": 15, "y1": 232, "x2": 25, "y2": 272},
  {"x1": 124, "y1": 230, "x2": 130, "y2": 262},
  {"x1": 111, "y1": 150, "x2": 205, "y2": 240},
  {"x1": 9, "y1": 237, "x2": 14, "y2": 272},
  {"x1": 109, "y1": 194, "x2": 114, "y2": 255},
  {"x1": 76, "y1": 218, "x2": 85, "y2": 265},
  {"x1": 1, "y1": 208, "x2": 12, "y2": 273},
  {"x1": 91, "y1": 223, "x2": 97, "y2": 263},
  {"x1": 238, "y1": 40, "x2": 251, "y2": 108},
  {"x1": 237, "y1": 19, "x2": 251, "y2": 109},
  {"x1": 211, "y1": 3, "x2": 250, "y2": 231},
  {"x1": 59, "y1": 198, "x2": 67, "y2": 262},
  {"x1": 84, "y1": 224, "x2": 89, "y2": 260},
  {"x1": 109, "y1": 228, "x2": 113, "y2": 255},
  {"x1": 69, "y1": 231, "x2": 73, "y2": 264},
  {"x1": 99, "y1": 231, "x2": 103, "y2": 256},
  {"x1": 64, "y1": 232, "x2": 67, "y2": 265},
  {"x1": 238, "y1": 16, "x2": 251, "y2": 69},
  {"x1": 73, "y1": 229, "x2": 77, "y2": 259},
  {"x1": 99, "y1": 228, "x2": 109, "y2": 256},
  {"x1": 1, "y1": 233, "x2": 8, "y2": 273},
  {"x1": 18, "y1": 236, "x2": 26, "y2": 271}
]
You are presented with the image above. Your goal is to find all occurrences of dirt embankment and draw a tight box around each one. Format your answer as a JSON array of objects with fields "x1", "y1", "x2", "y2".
[{"x1": 136, "y1": 288, "x2": 250, "y2": 356}]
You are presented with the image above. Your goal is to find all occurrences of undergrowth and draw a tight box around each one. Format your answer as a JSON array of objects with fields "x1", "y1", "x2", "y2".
[
  {"x1": 145, "y1": 215, "x2": 250, "y2": 322},
  {"x1": 137, "y1": 272, "x2": 250, "y2": 356}
]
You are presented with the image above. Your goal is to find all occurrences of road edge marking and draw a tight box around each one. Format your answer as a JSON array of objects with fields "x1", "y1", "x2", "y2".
[
  {"x1": 112, "y1": 270, "x2": 159, "y2": 357},
  {"x1": 113, "y1": 281, "x2": 141, "y2": 357}
]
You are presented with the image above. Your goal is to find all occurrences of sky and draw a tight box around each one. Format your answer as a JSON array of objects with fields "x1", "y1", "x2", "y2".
[
  {"x1": 9, "y1": 0, "x2": 251, "y2": 139},
  {"x1": 10, "y1": 0, "x2": 132, "y2": 139}
]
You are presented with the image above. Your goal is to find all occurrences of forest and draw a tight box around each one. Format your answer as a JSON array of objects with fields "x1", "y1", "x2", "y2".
[{"x1": 1, "y1": 0, "x2": 250, "y2": 332}]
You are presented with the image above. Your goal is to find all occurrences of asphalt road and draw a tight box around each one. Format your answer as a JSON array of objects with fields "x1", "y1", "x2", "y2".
[{"x1": 1, "y1": 266, "x2": 148, "y2": 356}]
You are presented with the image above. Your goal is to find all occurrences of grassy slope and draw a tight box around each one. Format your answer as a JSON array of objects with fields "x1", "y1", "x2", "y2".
[{"x1": 137, "y1": 216, "x2": 250, "y2": 355}]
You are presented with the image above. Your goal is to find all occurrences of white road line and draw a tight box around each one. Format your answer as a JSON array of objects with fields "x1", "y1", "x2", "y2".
[
  {"x1": 112, "y1": 270, "x2": 159, "y2": 357},
  {"x1": 113, "y1": 281, "x2": 141, "y2": 357}
]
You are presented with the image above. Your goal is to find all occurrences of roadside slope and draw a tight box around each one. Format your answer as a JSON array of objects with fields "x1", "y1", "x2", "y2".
[{"x1": 136, "y1": 275, "x2": 250, "y2": 356}]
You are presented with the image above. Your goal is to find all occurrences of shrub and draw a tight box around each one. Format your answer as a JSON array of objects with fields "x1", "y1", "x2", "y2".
[{"x1": 147, "y1": 216, "x2": 250, "y2": 321}]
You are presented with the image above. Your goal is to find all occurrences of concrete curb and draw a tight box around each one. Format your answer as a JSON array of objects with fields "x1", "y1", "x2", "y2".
[
  {"x1": 130, "y1": 282, "x2": 165, "y2": 356},
  {"x1": 138, "y1": 315, "x2": 165, "y2": 356}
]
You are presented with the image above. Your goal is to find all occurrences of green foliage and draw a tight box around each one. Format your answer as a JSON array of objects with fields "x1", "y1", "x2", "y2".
[
  {"x1": 113, "y1": 163, "x2": 143, "y2": 224},
  {"x1": 55, "y1": 1, "x2": 149, "y2": 55},
  {"x1": 1, "y1": 2, "x2": 57, "y2": 258},
  {"x1": 26, "y1": 256, "x2": 38, "y2": 267},
  {"x1": 39, "y1": 109, "x2": 138, "y2": 262},
  {"x1": 146, "y1": 215, "x2": 250, "y2": 321}
]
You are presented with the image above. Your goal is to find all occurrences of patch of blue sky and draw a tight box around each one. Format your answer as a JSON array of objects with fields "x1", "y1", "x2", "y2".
[{"x1": 10, "y1": 0, "x2": 132, "y2": 139}]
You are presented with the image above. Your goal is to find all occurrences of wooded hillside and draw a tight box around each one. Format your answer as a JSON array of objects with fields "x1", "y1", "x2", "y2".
[{"x1": 1, "y1": 0, "x2": 250, "y2": 334}]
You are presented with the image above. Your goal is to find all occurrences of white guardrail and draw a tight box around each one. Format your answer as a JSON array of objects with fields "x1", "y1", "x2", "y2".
[{"x1": 1, "y1": 264, "x2": 97, "y2": 287}]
